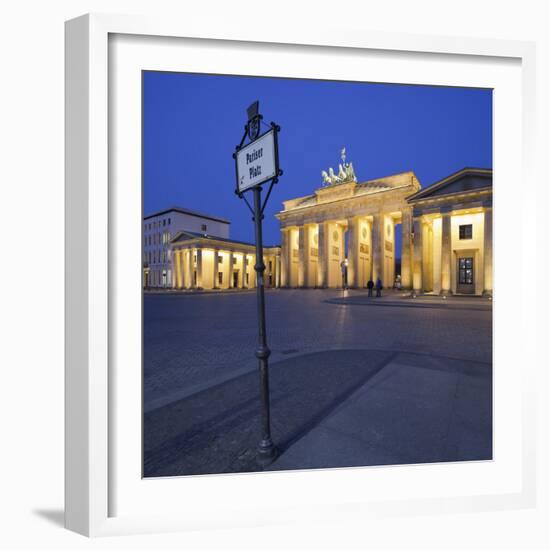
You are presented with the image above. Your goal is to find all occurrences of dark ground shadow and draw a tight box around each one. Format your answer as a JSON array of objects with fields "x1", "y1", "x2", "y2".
[
  {"x1": 33, "y1": 509, "x2": 64, "y2": 527},
  {"x1": 143, "y1": 349, "x2": 397, "y2": 477},
  {"x1": 143, "y1": 348, "x2": 492, "y2": 477}
]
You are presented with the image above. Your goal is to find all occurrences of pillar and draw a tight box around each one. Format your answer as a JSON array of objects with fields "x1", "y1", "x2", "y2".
[
  {"x1": 185, "y1": 248, "x2": 193, "y2": 288},
  {"x1": 440, "y1": 210, "x2": 452, "y2": 295},
  {"x1": 237, "y1": 254, "x2": 244, "y2": 288},
  {"x1": 186, "y1": 249, "x2": 193, "y2": 289},
  {"x1": 371, "y1": 214, "x2": 383, "y2": 285},
  {"x1": 347, "y1": 216, "x2": 359, "y2": 288},
  {"x1": 171, "y1": 250, "x2": 176, "y2": 288},
  {"x1": 250, "y1": 254, "x2": 257, "y2": 288},
  {"x1": 177, "y1": 250, "x2": 184, "y2": 288},
  {"x1": 196, "y1": 248, "x2": 203, "y2": 289},
  {"x1": 317, "y1": 222, "x2": 328, "y2": 288},
  {"x1": 422, "y1": 223, "x2": 433, "y2": 292},
  {"x1": 228, "y1": 251, "x2": 234, "y2": 288},
  {"x1": 272, "y1": 255, "x2": 277, "y2": 288},
  {"x1": 281, "y1": 229, "x2": 290, "y2": 288},
  {"x1": 298, "y1": 225, "x2": 308, "y2": 288},
  {"x1": 244, "y1": 254, "x2": 250, "y2": 288},
  {"x1": 483, "y1": 208, "x2": 493, "y2": 296},
  {"x1": 182, "y1": 250, "x2": 187, "y2": 288},
  {"x1": 212, "y1": 249, "x2": 219, "y2": 289},
  {"x1": 401, "y1": 209, "x2": 413, "y2": 289},
  {"x1": 174, "y1": 250, "x2": 180, "y2": 289},
  {"x1": 412, "y1": 218, "x2": 423, "y2": 294},
  {"x1": 173, "y1": 250, "x2": 181, "y2": 288}
]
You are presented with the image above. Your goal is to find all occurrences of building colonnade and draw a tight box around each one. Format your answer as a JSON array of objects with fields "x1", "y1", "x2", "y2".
[
  {"x1": 171, "y1": 246, "x2": 281, "y2": 290},
  {"x1": 278, "y1": 205, "x2": 492, "y2": 295},
  {"x1": 410, "y1": 206, "x2": 493, "y2": 296},
  {"x1": 279, "y1": 210, "x2": 412, "y2": 290}
]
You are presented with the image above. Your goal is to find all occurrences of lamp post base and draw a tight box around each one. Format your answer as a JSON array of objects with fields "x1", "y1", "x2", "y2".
[{"x1": 256, "y1": 439, "x2": 278, "y2": 467}]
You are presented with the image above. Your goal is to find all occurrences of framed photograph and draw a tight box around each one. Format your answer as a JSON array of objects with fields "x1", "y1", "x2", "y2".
[{"x1": 65, "y1": 13, "x2": 537, "y2": 536}]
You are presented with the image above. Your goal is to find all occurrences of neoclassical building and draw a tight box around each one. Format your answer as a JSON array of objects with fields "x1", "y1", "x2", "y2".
[
  {"x1": 276, "y1": 165, "x2": 493, "y2": 296},
  {"x1": 143, "y1": 206, "x2": 230, "y2": 288},
  {"x1": 169, "y1": 231, "x2": 281, "y2": 290}
]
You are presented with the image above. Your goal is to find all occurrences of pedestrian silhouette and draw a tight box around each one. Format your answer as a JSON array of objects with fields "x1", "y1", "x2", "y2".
[
  {"x1": 376, "y1": 277, "x2": 382, "y2": 297},
  {"x1": 367, "y1": 278, "x2": 374, "y2": 297}
]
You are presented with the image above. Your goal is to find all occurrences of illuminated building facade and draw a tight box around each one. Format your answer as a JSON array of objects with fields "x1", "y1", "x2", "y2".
[
  {"x1": 170, "y1": 232, "x2": 281, "y2": 290},
  {"x1": 143, "y1": 207, "x2": 230, "y2": 288},
  {"x1": 276, "y1": 167, "x2": 493, "y2": 296}
]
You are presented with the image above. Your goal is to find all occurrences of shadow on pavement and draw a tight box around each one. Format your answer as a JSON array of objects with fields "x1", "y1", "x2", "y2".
[
  {"x1": 144, "y1": 348, "x2": 492, "y2": 477},
  {"x1": 144, "y1": 349, "x2": 396, "y2": 477}
]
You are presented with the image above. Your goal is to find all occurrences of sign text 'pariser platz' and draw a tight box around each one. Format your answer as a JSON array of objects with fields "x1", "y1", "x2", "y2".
[{"x1": 235, "y1": 129, "x2": 278, "y2": 193}]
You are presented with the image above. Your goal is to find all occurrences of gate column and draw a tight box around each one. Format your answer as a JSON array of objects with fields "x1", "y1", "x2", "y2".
[
  {"x1": 400, "y1": 209, "x2": 413, "y2": 289},
  {"x1": 412, "y1": 218, "x2": 423, "y2": 294},
  {"x1": 483, "y1": 207, "x2": 493, "y2": 296},
  {"x1": 317, "y1": 222, "x2": 328, "y2": 288},
  {"x1": 347, "y1": 216, "x2": 359, "y2": 288},
  {"x1": 371, "y1": 214, "x2": 383, "y2": 284},
  {"x1": 298, "y1": 225, "x2": 309, "y2": 288},
  {"x1": 280, "y1": 228, "x2": 290, "y2": 287},
  {"x1": 440, "y1": 209, "x2": 452, "y2": 295}
]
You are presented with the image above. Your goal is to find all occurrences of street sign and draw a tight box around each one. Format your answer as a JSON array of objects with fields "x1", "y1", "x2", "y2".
[
  {"x1": 235, "y1": 129, "x2": 278, "y2": 193},
  {"x1": 233, "y1": 101, "x2": 282, "y2": 465}
]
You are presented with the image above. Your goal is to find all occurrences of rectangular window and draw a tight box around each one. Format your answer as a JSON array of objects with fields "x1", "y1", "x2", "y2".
[
  {"x1": 218, "y1": 272, "x2": 223, "y2": 284},
  {"x1": 459, "y1": 224, "x2": 473, "y2": 240},
  {"x1": 201, "y1": 224, "x2": 207, "y2": 232},
  {"x1": 218, "y1": 255, "x2": 223, "y2": 264},
  {"x1": 233, "y1": 257, "x2": 237, "y2": 265}
]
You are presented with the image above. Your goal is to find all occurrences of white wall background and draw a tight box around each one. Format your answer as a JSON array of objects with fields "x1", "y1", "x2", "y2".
[{"x1": 0, "y1": 1, "x2": 547, "y2": 548}]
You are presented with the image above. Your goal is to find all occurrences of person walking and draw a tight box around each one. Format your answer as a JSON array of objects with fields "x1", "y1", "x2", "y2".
[
  {"x1": 367, "y1": 278, "x2": 374, "y2": 297},
  {"x1": 375, "y1": 277, "x2": 382, "y2": 297}
]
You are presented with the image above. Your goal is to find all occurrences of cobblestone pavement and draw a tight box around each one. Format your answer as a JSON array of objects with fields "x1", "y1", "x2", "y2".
[
  {"x1": 143, "y1": 289, "x2": 492, "y2": 476},
  {"x1": 144, "y1": 289, "x2": 492, "y2": 411}
]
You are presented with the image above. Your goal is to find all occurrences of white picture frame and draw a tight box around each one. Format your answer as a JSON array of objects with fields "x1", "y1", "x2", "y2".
[{"x1": 65, "y1": 13, "x2": 537, "y2": 537}]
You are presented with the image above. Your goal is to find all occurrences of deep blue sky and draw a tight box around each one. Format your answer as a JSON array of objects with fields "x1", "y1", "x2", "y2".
[{"x1": 143, "y1": 72, "x2": 492, "y2": 248}]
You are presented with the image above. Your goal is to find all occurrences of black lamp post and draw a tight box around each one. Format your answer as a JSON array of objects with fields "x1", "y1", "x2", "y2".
[{"x1": 233, "y1": 101, "x2": 282, "y2": 465}]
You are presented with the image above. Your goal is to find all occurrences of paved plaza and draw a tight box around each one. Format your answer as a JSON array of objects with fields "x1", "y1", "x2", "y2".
[{"x1": 143, "y1": 289, "x2": 492, "y2": 476}]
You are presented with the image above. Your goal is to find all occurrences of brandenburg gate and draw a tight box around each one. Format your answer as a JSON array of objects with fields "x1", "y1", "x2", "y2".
[{"x1": 276, "y1": 150, "x2": 493, "y2": 295}]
